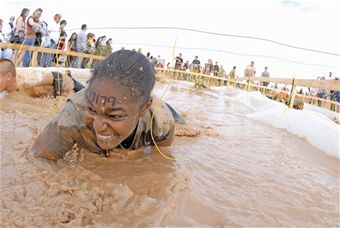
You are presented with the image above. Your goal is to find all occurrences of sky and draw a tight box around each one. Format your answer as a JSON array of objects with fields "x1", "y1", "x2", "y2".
[{"x1": 1, "y1": 0, "x2": 339, "y2": 79}]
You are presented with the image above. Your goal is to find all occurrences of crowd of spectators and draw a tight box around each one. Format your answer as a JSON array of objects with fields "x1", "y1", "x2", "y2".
[
  {"x1": 0, "y1": 8, "x2": 338, "y2": 105},
  {"x1": 0, "y1": 8, "x2": 112, "y2": 68}
]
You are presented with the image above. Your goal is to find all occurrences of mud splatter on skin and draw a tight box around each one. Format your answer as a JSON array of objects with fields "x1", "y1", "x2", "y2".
[{"x1": 0, "y1": 74, "x2": 339, "y2": 226}]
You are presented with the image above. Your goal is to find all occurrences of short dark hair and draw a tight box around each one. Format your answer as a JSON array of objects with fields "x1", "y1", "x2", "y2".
[
  {"x1": 0, "y1": 59, "x2": 16, "y2": 78},
  {"x1": 90, "y1": 50, "x2": 155, "y2": 104},
  {"x1": 60, "y1": 20, "x2": 66, "y2": 25},
  {"x1": 81, "y1": 24, "x2": 87, "y2": 30}
]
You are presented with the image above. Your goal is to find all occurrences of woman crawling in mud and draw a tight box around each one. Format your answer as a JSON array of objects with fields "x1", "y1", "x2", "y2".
[{"x1": 32, "y1": 50, "x2": 183, "y2": 160}]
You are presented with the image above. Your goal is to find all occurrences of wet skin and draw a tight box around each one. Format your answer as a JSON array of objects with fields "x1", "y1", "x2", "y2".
[
  {"x1": 32, "y1": 78, "x2": 152, "y2": 160},
  {"x1": 86, "y1": 78, "x2": 148, "y2": 150}
]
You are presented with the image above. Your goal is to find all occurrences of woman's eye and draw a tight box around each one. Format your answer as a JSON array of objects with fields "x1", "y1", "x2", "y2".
[
  {"x1": 109, "y1": 115, "x2": 127, "y2": 120},
  {"x1": 109, "y1": 115, "x2": 121, "y2": 119},
  {"x1": 88, "y1": 106, "x2": 96, "y2": 113}
]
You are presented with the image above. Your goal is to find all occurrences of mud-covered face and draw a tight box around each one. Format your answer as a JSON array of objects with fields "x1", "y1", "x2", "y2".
[{"x1": 86, "y1": 78, "x2": 147, "y2": 150}]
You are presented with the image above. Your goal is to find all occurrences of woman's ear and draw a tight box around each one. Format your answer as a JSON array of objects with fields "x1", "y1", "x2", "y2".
[
  {"x1": 139, "y1": 97, "x2": 153, "y2": 116},
  {"x1": 6, "y1": 72, "x2": 12, "y2": 81}
]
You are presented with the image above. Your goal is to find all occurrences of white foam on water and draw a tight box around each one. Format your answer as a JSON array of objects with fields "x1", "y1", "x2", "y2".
[{"x1": 214, "y1": 86, "x2": 340, "y2": 159}]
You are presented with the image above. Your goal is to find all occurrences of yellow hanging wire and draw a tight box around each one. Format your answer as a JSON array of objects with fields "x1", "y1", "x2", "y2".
[
  {"x1": 15, "y1": 37, "x2": 32, "y2": 94},
  {"x1": 271, "y1": 73, "x2": 296, "y2": 145},
  {"x1": 55, "y1": 40, "x2": 62, "y2": 96},
  {"x1": 29, "y1": 34, "x2": 42, "y2": 68},
  {"x1": 149, "y1": 38, "x2": 178, "y2": 161},
  {"x1": 16, "y1": 37, "x2": 27, "y2": 66}
]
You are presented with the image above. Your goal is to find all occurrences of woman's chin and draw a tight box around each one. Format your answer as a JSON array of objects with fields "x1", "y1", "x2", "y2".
[{"x1": 97, "y1": 140, "x2": 120, "y2": 150}]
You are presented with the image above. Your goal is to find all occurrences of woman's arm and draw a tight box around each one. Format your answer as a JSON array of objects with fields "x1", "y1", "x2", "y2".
[
  {"x1": 156, "y1": 128, "x2": 174, "y2": 147},
  {"x1": 27, "y1": 17, "x2": 42, "y2": 29},
  {"x1": 31, "y1": 102, "x2": 77, "y2": 160},
  {"x1": 15, "y1": 17, "x2": 24, "y2": 33},
  {"x1": 32, "y1": 134, "x2": 60, "y2": 160}
]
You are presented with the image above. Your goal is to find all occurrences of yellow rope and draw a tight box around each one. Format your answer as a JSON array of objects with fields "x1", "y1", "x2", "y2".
[
  {"x1": 15, "y1": 37, "x2": 27, "y2": 66},
  {"x1": 149, "y1": 38, "x2": 177, "y2": 161},
  {"x1": 55, "y1": 40, "x2": 62, "y2": 96}
]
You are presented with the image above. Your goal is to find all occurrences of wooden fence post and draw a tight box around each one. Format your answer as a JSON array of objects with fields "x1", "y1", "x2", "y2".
[
  {"x1": 247, "y1": 77, "x2": 251, "y2": 91},
  {"x1": 289, "y1": 78, "x2": 297, "y2": 108}
]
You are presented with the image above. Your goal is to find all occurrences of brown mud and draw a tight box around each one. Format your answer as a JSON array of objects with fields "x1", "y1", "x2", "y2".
[{"x1": 0, "y1": 78, "x2": 339, "y2": 226}]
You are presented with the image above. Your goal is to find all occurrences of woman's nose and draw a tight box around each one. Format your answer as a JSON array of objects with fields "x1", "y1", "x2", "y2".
[{"x1": 93, "y1": 115, "x2": 108, "y2": 133}]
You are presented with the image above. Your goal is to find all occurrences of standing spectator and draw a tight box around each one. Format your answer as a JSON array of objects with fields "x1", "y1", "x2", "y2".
[
  {"x1": 55, "y1": 20, "x2": 67, "y2": 66},
  {"x1": 316, "y1": 76, "x2": 325, "y2": 107},
  {"x1": 213, "y1": 61, "x2": 219, "y2": 76},
  {"x1": 244, "y1": 61, "x2": 256, "y2": 78},
  {"x1": 66, "y1": 32, "x2": 77, "y2": 67},
  {"x1": 218, "y1": 65, "x2": 225, "y2": 78},
  {"x1": 94, "y1": 36, "x2": 106, "y2": 55},
  {"x1": 3, "y1": 16, "x2": 15, "y2": 42},
  {"x1": 157, "y1": 55, "x2": 165, "y2": 68},
  {"x1": 41, "y1": 14, "x2": 61, "y2": 67},
  {"x1": 183, "y1": 60, "x2": 189, "y2": 71},
  {"x1": 175, "y1": 53, "x2": 183, "y2": 70},
  {"x1": 333, "y1": 78, "x2": 340, "y2": 112},
  {"x1": 9, "y1": 16, "x2": 15, "y2": 30},
  {"x1": 36, "y1": 20, "x2": 49, "y2": 66},
  {"x1": 81, "y1": 33, "x2": 95, "y2": 68},
  {"x1": 146, "y1": 52, "x2": 150, "y2": 59},
  {"x1": 228, "y1": 66, "x2": 237, "y2": 79},
  {"x1": 12, "y1": 8, "x2": 29, "y2": 65},
  {"x1": 152, "y1": 55, "x2": 158, "y2": 66},
  {"x1": 91, "y1": 35, "x2": 106, "y2": 67},
  {"x1": 0, "y1": 19, "x2": 14, "y2": 60},
  {"x1": 192, "y1": 56, "x2": 200, "y2": 73},
  {"x1": 261, "y1": 66, "x2": 270, "y2": 87},
  {"x1": 138, "y1": 48, "x2": 142, "y2": 53},
  {"x1": 104, "y1": 38, "x2": 112, "y2": 56},
  {"x1": 204, "y1": 59, "x2": 213, "y2": 75},
  {"x1": 14, "y1": 8, "x2": 29, "y2": 44},
  {"x1": 329, "y1": 72, "x2": 332, "y2": 79},
  {"x1": 75, "y1": 24, "x2": 87, "y2": 68},
  {"x1": 57, "y1": 20, "x2": 67, "y2": 50},
  {"x1": 217, "y1": 64, "x2": 225, "y2": 85},
  {"x1": 34, "y1": 20, "x2": 45, "y2": 66},
  {"x1": 328, "y1": 72, "x2": 335, "y2": 108},
  {"x1": 23, "y1": 8, "x2": 43, "y2": 67}
]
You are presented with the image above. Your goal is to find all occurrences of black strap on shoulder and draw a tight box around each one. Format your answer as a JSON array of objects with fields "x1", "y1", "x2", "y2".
[{"x1": 52, "y1": 71, "x2": 63, "y2": 98}]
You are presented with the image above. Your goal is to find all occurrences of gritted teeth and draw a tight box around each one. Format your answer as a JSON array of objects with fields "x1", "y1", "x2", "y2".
[{"x1": 97, "y1": 133, "x2": 117, "y2": 140}]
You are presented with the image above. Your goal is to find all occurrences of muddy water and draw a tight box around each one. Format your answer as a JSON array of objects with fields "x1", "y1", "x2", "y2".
[{"x1": 0, "y1": 79, "x2": 339, "y2": 227}]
